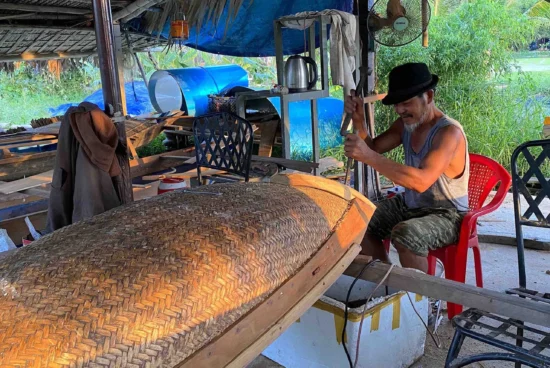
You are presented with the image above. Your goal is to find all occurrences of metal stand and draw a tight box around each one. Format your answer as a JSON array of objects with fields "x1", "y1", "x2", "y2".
[{"x1": 235, "y1": 15, "x2": 331, "y2": 176}]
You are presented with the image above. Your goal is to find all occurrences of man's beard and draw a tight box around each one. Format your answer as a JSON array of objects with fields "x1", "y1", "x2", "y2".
[{"x1": 404, "y1": 110, "x2": 429, "y2": 133}]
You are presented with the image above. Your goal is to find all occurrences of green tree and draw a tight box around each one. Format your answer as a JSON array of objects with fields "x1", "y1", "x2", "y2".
[{"x1": 374, "y1": 0, "x2": 545, "y2": 171}]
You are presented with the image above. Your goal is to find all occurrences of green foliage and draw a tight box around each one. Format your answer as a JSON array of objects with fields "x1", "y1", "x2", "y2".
[
  {"x1": 0, "y1": 61, "x2": 100, "y2": 126},
  {"x1": 136, "y1": 133, "x2": 167, "y2": 157},
  {"x1": 371, "y1": 0, "x2": 546, "y2": 172},
  {"x1": 527, "y1": 0, "x2": 550, "y2": 19}
]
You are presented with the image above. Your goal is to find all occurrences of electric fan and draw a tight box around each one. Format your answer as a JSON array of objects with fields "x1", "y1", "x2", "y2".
[{"x1": 367, "y1": 0, "x2": 431, "y2": 47}]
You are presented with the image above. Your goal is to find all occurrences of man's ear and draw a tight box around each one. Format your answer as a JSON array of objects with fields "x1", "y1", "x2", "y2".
[{"x1": 426, "y1": 89, "x2": 435, "y2": 104}]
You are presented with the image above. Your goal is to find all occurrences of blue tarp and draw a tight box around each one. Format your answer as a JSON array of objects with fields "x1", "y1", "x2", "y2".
[
  {"x1": 133, "y1": 0, "x2": 353, "y2": 57},
  {"x1": 49, "y1": 81, "x2": 154, "y2": 117}
]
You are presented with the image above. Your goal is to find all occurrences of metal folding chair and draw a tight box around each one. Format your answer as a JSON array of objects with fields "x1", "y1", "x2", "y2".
[
  {"x1": 192, "y1": 112, "x2": 254, "y2": 185},
  {"x1": 444, "y1": 140, "x2": 550, "y2": 368}
]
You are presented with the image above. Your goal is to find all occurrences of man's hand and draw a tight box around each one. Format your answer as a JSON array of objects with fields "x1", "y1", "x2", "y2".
[
  {"x1": 344, "y1": 90, "x2": 368, "y2": 140},
  {"x1": 344, "y1": 133, "x2": 375, "y2": 162}
]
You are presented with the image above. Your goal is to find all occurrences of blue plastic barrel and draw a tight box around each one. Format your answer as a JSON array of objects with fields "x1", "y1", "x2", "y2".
[{"x1": 148, "y1": 65, "x2": 249, "y2": 116}]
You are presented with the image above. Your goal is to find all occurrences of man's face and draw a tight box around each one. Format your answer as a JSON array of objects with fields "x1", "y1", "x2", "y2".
[{"x1": 393, "y1": 93, "x2": 430, "y2": 132}]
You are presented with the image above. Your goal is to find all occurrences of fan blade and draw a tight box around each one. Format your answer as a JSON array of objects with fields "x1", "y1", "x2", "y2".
[{"x1": 387, "y1": 0, "x2": 405, "y2": 20}]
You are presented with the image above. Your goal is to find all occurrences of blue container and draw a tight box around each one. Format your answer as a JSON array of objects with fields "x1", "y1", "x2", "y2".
[
  {"x1": 268, "y1": 97, "x2": 344, "y2": 159},
  {"x1": 148, "y1": 65, "x2": 249, "y2": 116}
]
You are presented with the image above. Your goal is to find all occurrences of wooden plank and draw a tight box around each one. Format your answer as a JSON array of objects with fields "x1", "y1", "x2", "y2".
[
  {"x1": 0, "y1": 134, "x2": 56, "y2": 146},
  {"x1": 180, "y1": 198, "x2": 372, "y2": 368},
  {"x1": 228, "y1": 244, "x2": 362, "y2": 368},
  {"x1": 0, "y1": 195, "x2": 44, "y2": 209},
  {"x1": 127, "y1": 139, "x2": 144, "y2": 167},
  {"x1": 0, "y1": 170, "x2": 53, "y2": 194},
  {"x1": 0, "y1": 198, "x2": 48, "y2": 221},
  {"x1": 129, "y1": 148, "x2": 195, "y2": 178},
  {"x1": 363, "y1": 93, "x2": 387, "y2": 104},
  {"x1": 0, "y1": 139, "x2": 57, "y2": 150},
  {"x1": 258, "y1": 120, "x2": 279, "y2": 157},
  {"x1": 345, "y1": 258, "x2": 550, "y2": 328},
  {"x1": 0, "y1": 151, "x2": 56, "y2": 182}
]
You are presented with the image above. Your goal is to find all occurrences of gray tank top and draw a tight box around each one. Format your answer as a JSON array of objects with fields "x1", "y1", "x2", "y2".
[{"x1": 402, "y1": 115, "x2": 469, "y2": 212}]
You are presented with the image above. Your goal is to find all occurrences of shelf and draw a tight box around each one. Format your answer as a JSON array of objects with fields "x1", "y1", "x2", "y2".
[{"x1": 234, "y1": 89, "x2": 330, "y2": 103}]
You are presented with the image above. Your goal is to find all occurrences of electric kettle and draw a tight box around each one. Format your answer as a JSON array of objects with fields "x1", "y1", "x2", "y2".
[{"x1": 284, "y1": 55, "x2": 318, "y2": 93}]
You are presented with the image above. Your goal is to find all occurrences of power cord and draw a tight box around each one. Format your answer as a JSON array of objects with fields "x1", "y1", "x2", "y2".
[
  {"x1": 353, "y1": 264, "x2": 394, "y2": 367},
  {"x1": 405, "y1": 291, "x2": 442, "y2": 348},
  {"x1": 342, "y1": 261, "x2": 442, "y2": 368},
  {"x1": 342, "y1": 261, "x2": 377, "y2": 368}
]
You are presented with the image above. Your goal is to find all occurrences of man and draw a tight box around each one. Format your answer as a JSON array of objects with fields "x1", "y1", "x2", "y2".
[{"x1": 344, "y1": 62, "x2": 469, "y2": 273}]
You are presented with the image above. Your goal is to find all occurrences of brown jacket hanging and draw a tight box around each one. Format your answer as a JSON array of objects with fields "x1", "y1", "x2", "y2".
[{"x1": 45, "y1": 102, "x2": 122, "y2": 233}]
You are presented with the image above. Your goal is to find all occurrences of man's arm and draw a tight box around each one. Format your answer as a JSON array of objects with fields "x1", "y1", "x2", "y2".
[
  {"x1": 345, "y1": 93, "x2": 403, "y2": 154},
  {"x1": 366, "y1": 119, "x2": 403, "y2": 154},
  {"x1": 345, "y1": 125, "x2": 463, "y2": 193}
]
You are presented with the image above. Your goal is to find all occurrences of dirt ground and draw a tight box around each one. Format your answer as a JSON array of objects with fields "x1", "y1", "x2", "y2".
[{"x1": 247, "y1": 242, "x2": 550, "y2": 368}]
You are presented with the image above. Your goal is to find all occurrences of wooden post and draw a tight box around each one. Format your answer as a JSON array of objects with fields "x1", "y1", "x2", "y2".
[
  {"x1": 92, "y1": 0, "x2": 133, "y2": 203},
  {"x1": 358, "y1": 0, "x2": 382, "y2": 200}
]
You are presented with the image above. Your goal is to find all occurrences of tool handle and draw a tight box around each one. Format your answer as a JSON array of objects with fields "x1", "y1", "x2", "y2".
[{"x1": 340, "y1": 73, "x2": 368, "y2": 136}]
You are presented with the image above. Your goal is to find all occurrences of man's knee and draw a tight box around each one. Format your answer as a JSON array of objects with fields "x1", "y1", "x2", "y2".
[{"x1": 390, "y1": 222, "x2": 427, "y2": 257}]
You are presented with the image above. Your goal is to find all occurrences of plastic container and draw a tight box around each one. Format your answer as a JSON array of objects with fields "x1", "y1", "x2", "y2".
[
  {"x1": 158, "y1": 178, "x2": 188, "y2": 195},
  {"x1": 148, "y1": 65, "x2": 249, "y2": 116}
]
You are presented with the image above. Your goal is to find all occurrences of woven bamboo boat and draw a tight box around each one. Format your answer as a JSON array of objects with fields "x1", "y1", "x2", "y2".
[{"x1": 0, "y1": 173, "x2": 375, "y2": 368}]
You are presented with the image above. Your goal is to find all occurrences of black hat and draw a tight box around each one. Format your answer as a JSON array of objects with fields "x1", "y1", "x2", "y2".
[{"x1": 382, "y1": 63, "x2": 439, "y2": 106}]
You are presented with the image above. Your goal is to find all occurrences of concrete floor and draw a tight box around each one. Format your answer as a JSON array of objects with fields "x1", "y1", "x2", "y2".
[{"x1": 248, "y1": 242, "x2": 550, "y2": 368}]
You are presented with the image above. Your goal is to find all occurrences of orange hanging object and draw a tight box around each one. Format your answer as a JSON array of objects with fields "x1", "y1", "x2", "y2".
[{"x1": 170, "y1": 20, "x2": 189, "y2": 40}]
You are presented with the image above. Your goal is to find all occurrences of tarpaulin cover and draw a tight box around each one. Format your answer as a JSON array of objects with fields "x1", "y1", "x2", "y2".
[
  {"x1": 49, "y1": 81, "x2": 153, "y2": 117},
  {"x1": 151, "y1": 0, "x2": 353, "y2": 57}
]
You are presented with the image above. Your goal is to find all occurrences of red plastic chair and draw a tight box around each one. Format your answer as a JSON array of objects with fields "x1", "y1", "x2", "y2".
[{"x1": 384, "y1": 153, "x2": 511, "y2": 319}]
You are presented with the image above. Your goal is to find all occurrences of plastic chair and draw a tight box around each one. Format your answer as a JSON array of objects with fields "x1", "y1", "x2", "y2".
[
  {"x1": 444, "y1": 142, "x2": 550, "y2": 368},
  {"x1": 193, "y1": 112, "x2": 254, "y2": 185},
  {"x1": 384, "y1": 153, "x2": 512, "y2": 319}
]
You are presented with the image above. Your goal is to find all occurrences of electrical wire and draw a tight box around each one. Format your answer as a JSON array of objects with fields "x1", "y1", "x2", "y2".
[
  {"x1": 342, "y1": 261, "x2": 377, "y2": 368},
  {"x1": 342, "y1": 261, "x2": 442, "y2": 367},
  {"x1": 353, "y1": 264, "x2": 394, "y2": 367},
  {"x1": 405, "y1": 291, "x2": 442, "y2": 348}
]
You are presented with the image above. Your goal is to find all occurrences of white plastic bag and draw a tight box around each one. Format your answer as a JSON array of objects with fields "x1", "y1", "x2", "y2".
[{"x1": 0, "y1": 229, "x2": 16, "y2": 253}]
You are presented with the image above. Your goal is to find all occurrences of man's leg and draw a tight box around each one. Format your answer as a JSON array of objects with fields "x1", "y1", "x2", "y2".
[
  {"x1": 391, "y1": 209, "x2": 463, "y2": 273},
  {"x1": 361, "y1": 232, "x2": 390, "y2": 263},
  {"x1": 393, "y1": 242, "x2": 429, "y2": 273},
  {"x1": 362, "y1": 196, "x2": 407, "y2": 263}
]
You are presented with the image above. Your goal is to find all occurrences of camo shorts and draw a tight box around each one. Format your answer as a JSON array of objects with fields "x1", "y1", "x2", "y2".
[{"x1": 366, "y1": 195, "x2": 464, "y2": 257}]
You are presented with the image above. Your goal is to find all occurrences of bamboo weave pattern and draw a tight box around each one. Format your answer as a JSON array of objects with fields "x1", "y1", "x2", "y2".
[{"x1": 0, "y1": 182, "x2": 350, "y2": 367}]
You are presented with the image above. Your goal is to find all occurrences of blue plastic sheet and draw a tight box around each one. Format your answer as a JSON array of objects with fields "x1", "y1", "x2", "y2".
[
  {"x1": 49, "y1": 81, "x2": 154, "y2": 117},
  {"x1": 133, "y1": 0, "x2": 353, "y2": 57}
]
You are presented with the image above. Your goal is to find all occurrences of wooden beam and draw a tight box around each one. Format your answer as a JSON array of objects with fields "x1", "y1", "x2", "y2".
[
  {"x1": 258, "y1": 120, "x2": 279, "y2": 157},
  {"x1": 112, "y1": 0, "x2": 163, "y2": 21},
  {"x1": 0, "y1": 13, "x2": 36, "y2": 21},
  {"x1": 0, "y1": 2, "x2": 91, "y2": 15},
  {"x1": 345, "y1": 258, "x2": 550, "y2": 328},
  {"x1": 227, "y1": 244, "x2": 362, "y2": 368}
]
